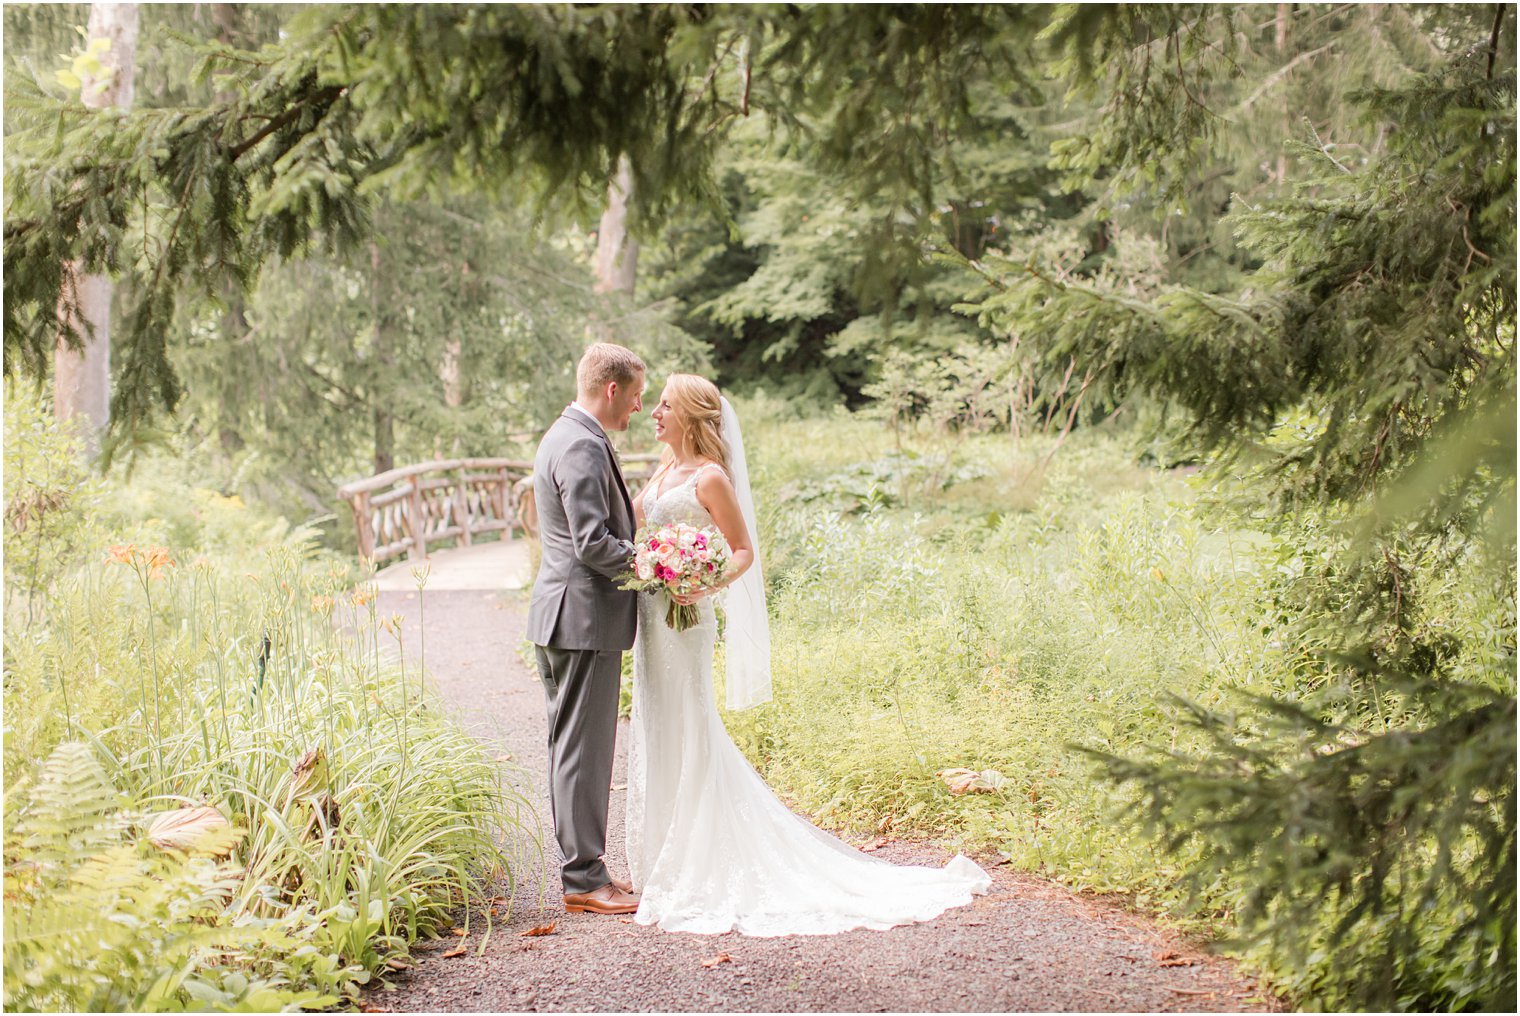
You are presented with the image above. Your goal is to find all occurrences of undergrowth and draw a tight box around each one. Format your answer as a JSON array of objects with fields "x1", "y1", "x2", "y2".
[
  {"x1": 4, "y1": 384, "x2": 535, "y2": 1011},
  {"x1": 716, "y1": 397, "x2": 1510, "y2": 1008}
]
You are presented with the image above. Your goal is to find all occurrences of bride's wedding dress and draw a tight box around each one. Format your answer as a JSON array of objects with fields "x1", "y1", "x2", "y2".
[{"x1": 625, "y1": 465, "x2": 990, "y2": 937}]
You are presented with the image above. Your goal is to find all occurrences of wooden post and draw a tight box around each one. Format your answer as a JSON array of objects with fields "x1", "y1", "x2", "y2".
[
  {"x1": 352, "y1": 491, "x2": 376, "y2": 562},
  {"x1": 453, "y1": 467, "x2": 472, "y2": 546},
  {"x1": 495, "y1": 467, "x2": 510, "y2": 529},
  {"x1": 403, "y1": 482, "x2": 425, "y2": 560},
  {"x1": 516, "y1": 476, "x2": 539, "y2": 539}
]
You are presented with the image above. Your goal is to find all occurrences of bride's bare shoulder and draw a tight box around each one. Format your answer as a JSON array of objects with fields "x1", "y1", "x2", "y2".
[{"x1": 693, "y1": 460, "x2": 734, "y2": 495}]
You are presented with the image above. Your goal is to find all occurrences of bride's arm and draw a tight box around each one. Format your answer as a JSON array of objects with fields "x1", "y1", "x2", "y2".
[{"x1": 676, "y1": 468, "x2": 754, "y2": 604}]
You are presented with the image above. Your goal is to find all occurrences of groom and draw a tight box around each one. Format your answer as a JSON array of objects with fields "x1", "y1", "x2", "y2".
[{"x1": 527, "y1": 342, "x2": 645, "y2": 916}]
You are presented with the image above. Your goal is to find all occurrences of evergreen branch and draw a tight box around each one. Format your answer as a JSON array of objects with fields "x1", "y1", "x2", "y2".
[
  {"x1": 1173, "y1": 17, "x2": 1220, "y2": 121},
  {"x1": 1231, "y1": 41, "x2": 1339, "y2": 115},
  {"x1": 1304, "y1": 117, "x2": 1353, "y2": 174},
  {"x1": 228, "y1": 84, "x2": 345, "y2": 160}
]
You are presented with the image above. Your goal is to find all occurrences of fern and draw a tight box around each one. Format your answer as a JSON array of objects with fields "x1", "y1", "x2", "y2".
[
  {"x1": 3, "y1": 742, "x2": 338, "y2": 1013},
  {"x1": 8, "y1": 741, "x2": 125, "y2": 863}
]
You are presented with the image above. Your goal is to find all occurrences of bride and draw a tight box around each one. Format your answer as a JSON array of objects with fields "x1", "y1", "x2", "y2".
[{"x1": 625, "y1": 373, "x2": 990, "y2": 937}]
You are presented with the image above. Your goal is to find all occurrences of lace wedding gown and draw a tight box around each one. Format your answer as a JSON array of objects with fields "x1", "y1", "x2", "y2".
[{"x1": 626, "y1": 467, "x2": 991, "y2": 936}]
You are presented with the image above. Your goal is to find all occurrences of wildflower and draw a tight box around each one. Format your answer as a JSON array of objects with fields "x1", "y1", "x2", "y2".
[
  {"x1": 143, "y1": 546, "x2": 175, "y2": 580},
  {"x1": 105, "y1": 543, "x2": 137, "y2": 565}
]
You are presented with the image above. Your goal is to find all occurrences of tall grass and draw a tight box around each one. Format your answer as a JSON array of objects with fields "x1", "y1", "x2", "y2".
[
  {"x1": 715, "y1": 398, "x2": 1510, "y2": 1005},
  {"x1": 726, "y1": 417, "x2": 1268, "y2": 911},
  {"x1": 4, "y1": 386, "x2": 535, "y2": 1011}
]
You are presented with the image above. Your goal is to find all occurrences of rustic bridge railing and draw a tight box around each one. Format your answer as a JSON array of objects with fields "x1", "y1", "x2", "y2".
[{"x1": 337, "y1": 453, "x2": 662, "y2": 565}]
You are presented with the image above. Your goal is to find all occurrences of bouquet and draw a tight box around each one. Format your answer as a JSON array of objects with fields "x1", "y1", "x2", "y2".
[{"x1": 620, "y1": 523, "x2": 731, "y2": 631}]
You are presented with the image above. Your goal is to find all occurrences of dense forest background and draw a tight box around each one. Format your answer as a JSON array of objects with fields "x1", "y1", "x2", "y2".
[
  {"x1": 8, "y1": 4, "x2": 1498, "y2": 519},
  {"x1": 4, "y1": 4, "x2": 1515, "y2": 1012}
]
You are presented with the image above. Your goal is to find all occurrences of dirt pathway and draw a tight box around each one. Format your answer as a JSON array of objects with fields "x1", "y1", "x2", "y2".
[{"x1": 366, "y1": 587, "x2": 1278, "y2": 1013}]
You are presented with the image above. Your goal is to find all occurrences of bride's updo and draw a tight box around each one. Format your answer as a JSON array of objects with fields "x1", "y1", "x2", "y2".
[{"x1": 658, "y1": 374, "x2": 729, "y2": 474}]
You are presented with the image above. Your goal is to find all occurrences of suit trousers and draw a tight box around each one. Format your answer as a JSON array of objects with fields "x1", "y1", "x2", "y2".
[{"x1": 534, "y1": 644, "x2": 621, "y2": 895}]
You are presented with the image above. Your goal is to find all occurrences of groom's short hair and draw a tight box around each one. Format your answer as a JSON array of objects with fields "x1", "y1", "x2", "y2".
[{"x1": 577, "y1": 343, "x2": 646, "y2": 396}]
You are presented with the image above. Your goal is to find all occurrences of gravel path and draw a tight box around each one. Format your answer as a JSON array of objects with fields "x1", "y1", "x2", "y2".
[{"x1": 365, "y1": 587, "x2": 1279, "y2": 1013}]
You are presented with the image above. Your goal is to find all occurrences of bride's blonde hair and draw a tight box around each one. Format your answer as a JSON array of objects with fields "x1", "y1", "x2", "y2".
[{"x1": 653, "y1": 374, "x2": 729, "y2": 479}]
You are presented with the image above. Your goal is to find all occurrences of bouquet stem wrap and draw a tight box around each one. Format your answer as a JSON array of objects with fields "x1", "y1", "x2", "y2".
[{"x1": 666, "y1": 597, "x2": 700, "y2": 632}]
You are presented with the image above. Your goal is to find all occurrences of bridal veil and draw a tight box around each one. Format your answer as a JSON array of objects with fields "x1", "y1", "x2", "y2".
[{"x1": 718, "y1": 396, "x2": 772, "y2": 710}]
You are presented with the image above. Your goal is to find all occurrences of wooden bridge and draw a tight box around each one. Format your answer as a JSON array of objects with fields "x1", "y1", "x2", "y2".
[{"x1": 336, "y1": 453, "x2": 661, "y2": 590}]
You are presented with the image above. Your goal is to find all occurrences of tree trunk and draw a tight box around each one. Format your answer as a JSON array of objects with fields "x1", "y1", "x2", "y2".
[
  {"x1": 370, "y1": 241, "x2": 395, "y2": 475},
  {"x1": 373, "y1": 403, "x2": 394, "y2": 475},
  {"x1": 594, "y1": 156, "x2": 640, "y2": 296},
  {"x1": 212, "y1": 3, "x2": 248, "y2": 456},
  {"x1": 54, "y1": 2, "x2": 138, "y2": 456},
  {"x1": 1275, "y1": 3, "x2": 1291, "y2": 185},
  {"x1": 210, "y1": 2, "x2": 246, "y2": 47},
  {"x1": 441, "y1": 338, "x2": 463, "y2": 409},
  {"x1": 442, "y1": 261, "x2": 465, "y2": 410}
]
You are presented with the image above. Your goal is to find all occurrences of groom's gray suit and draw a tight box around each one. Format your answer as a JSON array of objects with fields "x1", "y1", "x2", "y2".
[{"x1": 527, "y1": 405, "x2": 637, "y2": 895}]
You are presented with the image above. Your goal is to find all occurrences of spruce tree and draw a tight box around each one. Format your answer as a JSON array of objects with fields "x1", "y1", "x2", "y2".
[
  {"x1": 960, "y1": 6, "x2": 1515, "y2": 1008},
  {"x1": 3, "y1": 4, "x2": 1030, "y2": 447}
]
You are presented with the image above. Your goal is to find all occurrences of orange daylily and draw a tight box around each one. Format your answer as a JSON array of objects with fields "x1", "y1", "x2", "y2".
[
  {"x1": 105, "y1": 543, "x2": 137, "y2": 565},
  {"x1": 143, "y1": 546, "x2": 175, "y2": 579}
]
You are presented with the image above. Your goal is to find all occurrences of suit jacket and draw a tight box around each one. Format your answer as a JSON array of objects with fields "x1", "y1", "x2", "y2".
[{"x1": 526, "y1": 409, "x2": 638, "y2": 651}]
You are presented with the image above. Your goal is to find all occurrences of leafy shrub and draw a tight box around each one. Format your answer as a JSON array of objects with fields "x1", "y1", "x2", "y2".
[
  {"x1": 2, "y1": 383, "x2": 107, "y2": 622},
  {"x1": 4, "y1": 742, "x2": 351, "y2": 1012},
  {"x1": 722, "y1": 409, "x2": 1511, "y2": 1008},
  {"x1": 3, "y1": 390, "x2": 535, "y2": 1010}
]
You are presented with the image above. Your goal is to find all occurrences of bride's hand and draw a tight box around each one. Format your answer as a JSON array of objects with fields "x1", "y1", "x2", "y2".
[{"x1": 670, "y1": 589, "x2": 706, "y2": 607}]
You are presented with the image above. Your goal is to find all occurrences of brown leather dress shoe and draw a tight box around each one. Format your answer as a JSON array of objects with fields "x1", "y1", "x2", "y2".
[
  {"x1": 564, "y1": 882, "x2": 639, "y2": 915},
  {"x1": 610, "y1": 876, "x2": 634, "y2": 894}
]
